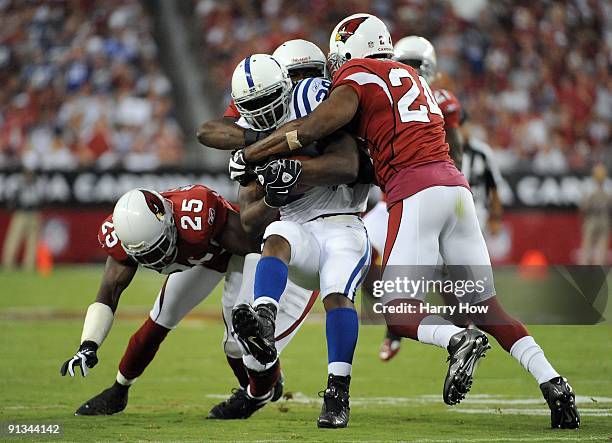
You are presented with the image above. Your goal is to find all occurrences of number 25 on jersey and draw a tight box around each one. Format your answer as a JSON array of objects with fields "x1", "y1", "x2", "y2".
[{"x1": 180, "y1": 199, "x2": 203, "y2": 231}]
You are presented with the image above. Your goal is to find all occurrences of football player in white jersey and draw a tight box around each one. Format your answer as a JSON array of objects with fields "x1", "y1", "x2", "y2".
[
  {"x1": 196, "y1": 39, "x2": 326, "y2": 149},
  {"x1": 224, "y1": 54, "x2": 370, "y2": 429}
]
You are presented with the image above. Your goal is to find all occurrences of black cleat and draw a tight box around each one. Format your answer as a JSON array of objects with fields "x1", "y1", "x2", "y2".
[
  {"x1": 75, "y1": 382, "x2": 129, "y2": 416},
  {"x1": 232, "y1": 303, "x2": 277, "y2": 365},
  {"x1": 317, "y1": 374, "x2": 350, "y2": 428},
  {"x1": 207, "y1": 387, "x2": 272, "y2": 419},
  {"x1": 443, "y1": 329, "x2": 490, "y2": 405},
  {"x1": 540, "y1": 376, "x2": 580, "y2": 429}
]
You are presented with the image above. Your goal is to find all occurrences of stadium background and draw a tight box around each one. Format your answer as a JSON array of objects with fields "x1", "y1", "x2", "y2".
[{"x1": 0, "y1": 1, "x2": 610, "y2": 441}]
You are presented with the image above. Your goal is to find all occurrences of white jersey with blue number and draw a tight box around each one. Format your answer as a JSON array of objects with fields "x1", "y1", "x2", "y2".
[{"x1": 237, "y1": 77, "x2": 369, "y2": 224}]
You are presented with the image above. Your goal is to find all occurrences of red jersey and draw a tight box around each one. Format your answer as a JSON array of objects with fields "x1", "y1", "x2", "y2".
[
  {"x1": 223, "y1": 100, "x2": 240, "y2": 119},
  {"x1": 435, "y1": 88, "x2": 462, "y2": 130},
  {"x1": 98, "y1": 185, "x2": 237, "y2": 274},
  {"x1": 332, "y1": 58, "x2": 468, "y2": 205}
]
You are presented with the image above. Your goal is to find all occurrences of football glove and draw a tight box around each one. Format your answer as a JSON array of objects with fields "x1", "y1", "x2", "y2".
[
  {"x1": 60, "y1": 341, "x2": 99, "y2": 377},
  {"x1": 229, "y1": 149, "x2": 256, "y2": 186},
  {"x1": 255, "y1": 159, "x2": 302, "y2": 208}
]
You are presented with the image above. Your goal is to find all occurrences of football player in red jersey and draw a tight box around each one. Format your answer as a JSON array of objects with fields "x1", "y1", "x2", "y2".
[
  {"x1": 375, "y1": 35, "x2": 466, "y2": 361},
  {"x1": 60, "y1": 185, "x2": 316, "y2": 419},
  {"x1": 233, "y1": 13, "x2": 579, "y2": 429}
]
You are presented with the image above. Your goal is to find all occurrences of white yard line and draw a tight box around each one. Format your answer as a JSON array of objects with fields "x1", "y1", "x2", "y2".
[
  {"x1": 407, "y1": 438, "x2": 603, "y2": 443},
  {"x1": 453, "y1": 408, "x2": 611, "y2": 416},
  {"x1": 205, "y1": 392, "x2": 612, "y2": 407}
]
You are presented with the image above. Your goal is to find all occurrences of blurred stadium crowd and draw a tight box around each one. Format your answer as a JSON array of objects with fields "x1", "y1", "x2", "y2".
[
  {"x1": 189, "y1": 0, "x2": 610, "y2": 173},
  {"x1": 0, "y1": 0, "x2": 184, "y2": 171},
  {"x1": 0, "y1": 0, "x2": 609, "y2": 174}
]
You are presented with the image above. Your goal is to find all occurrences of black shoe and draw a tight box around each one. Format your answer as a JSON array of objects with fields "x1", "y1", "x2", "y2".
[
  {"x1": 75, "y1": 382, "x2": 129, "y2": 416},
  {"x1": 540, "y1": 377, "x2": 580, "y2": 429},
  {"x1": 443, "y1": 329, "x2": 490, "y2": 405},
  {"x1": 317, "y1": 374, "x2": 350, "y2": 428},
  {"x1": 207, "y1": 387, "x2": 272, "y2": 419},
  {"x1": 232, "y1": 303, "x2": 277, "y2": 365},
  {"x1": 271, "y1": 371, "x2": 284, "y2": 402}
]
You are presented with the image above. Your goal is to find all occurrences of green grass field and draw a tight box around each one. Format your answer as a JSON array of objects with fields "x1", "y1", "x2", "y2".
[{"x1": 1, "y1": 266, "x2": 611, "y2": 442}]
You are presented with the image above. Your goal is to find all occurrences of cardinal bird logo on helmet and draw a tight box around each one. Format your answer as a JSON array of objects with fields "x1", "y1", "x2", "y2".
[
  {"x1": 141, "y1": 190, "x2": 165, "y2": 221},
  {"x1": 335, "y1": 16, "x2": 368, "y2": 43}
]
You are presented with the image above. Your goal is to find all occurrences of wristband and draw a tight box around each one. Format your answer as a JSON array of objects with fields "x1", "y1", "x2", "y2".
[{"x1": 286, "y1": 130, "x2": 302, "y2": 150}]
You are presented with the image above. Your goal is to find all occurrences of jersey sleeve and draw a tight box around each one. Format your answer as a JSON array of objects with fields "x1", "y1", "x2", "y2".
[
  {"x1": 331, "y1": 60, "x2": 368, "y2": 101},
  {"x1": 97, "y1": 215, "x2": 135, "y2": 266},
  {"x1": 223, "y1": 99, "x2": 241, "y2": 119},
  {"x1": 435, "y1": 89, "x2": 462, "y2": 129},
  {"x1": 167, "y1": 185, "x2": 234, "y2": 246}
]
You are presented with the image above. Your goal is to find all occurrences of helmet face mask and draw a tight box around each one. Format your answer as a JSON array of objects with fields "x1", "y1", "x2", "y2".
[
  {"x1": 231, "y1": 54, "x2": 293, "y2": 131},
  {"x1": 123, "y1": 213, "x2": 178, "y2": 271},
  {"x1": 234, "y1": 83, "x2": 291, "y2": 131}
]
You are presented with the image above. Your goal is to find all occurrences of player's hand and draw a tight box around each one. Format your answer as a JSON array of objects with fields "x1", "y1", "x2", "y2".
[
  {"x1": 255, "y1": 159, "x2": 302, "y2": 208},
  {"x1": 229, "y1": 149, "x2": 256, "y2": 186},
  {"x1": 60, "y1": 341, "x2": 99, "y2": 377}
]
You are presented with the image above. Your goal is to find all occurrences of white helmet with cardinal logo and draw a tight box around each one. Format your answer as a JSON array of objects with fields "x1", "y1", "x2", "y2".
[
  {"x1": 328, "y1": 13, "x2": 393, "y2": 74},
  {"x1": 112, "y1": 189, "x2": 177, "y2": 270}
]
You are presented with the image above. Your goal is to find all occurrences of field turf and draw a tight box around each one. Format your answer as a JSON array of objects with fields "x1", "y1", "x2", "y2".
[{"x1": 1, "y1": 266, "x2": 610, "y2": 442}]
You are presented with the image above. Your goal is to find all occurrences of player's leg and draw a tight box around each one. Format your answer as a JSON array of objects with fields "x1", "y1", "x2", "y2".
[
  {"x1": 211, "y1": 254, "x2": 283, "y2": 419},
  {"x1": 381, "y1": 187, "x2": 490, "y2": 406},
  {"x1": 232, "y1": 221, "x2": 319, "y2": 365},
  {"x1": 241, "y1": 278, "x2": 317, "y2": 406},
  {"x1": 218, "y1": 253, "x2": 317, "y2": 419},
  {"x1": 75, "y1": 265, "x2": 225, "y2": 416},
  {"x1": 441, "y1": 187, "x2": 579, "y2": 428},
  {"x1": 315, "y1": 216, "x2": 370, "y2": 428},
  {"x1": 382, "y1": 188, "x2": 465, "y2": 346},
  {"x1": 361, "y1": 201, "x2": 403, "y2": 361}
]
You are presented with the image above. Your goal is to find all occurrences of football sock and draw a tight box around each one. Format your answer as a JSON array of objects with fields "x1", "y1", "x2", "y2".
[
  {"x1": 253, "y1": 256, "x2": 288, "y2": 307},
  {"x1": 117, "y1": 317, "x2": 170, "y2": 382},
  {"x1": 116, "y1": 370, "x2": 136, "y2": 386},
  {"x1": 111, "y1": 380, "x2": 130, "y2": 392},
  {"x1": 247, "y1": 360, "x2": 281, "y2": 398},
  {"x1": 510, "y1": 336, "x2": 560, "y2": 384},
  {"x1": 417, "y1": 315, "x2": 464, "y2": 349},
  {"x1": 326, "y1": 307, "x2": 358, "y2": 377},
  {"x1": 226, "y1": 356, "x2": 249, "y2": 389}
]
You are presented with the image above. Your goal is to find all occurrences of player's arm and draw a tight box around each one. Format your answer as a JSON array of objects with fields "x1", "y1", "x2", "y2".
[
  {"x1": 94, "y1": 256, "x2": 138, "y2": 312},
  {"x1": 446, "y1": 127, "x2": 464, "y2": 169},
  {"x1": 488, "y1": 188, "x2": 503, "y2": 235},
  {"x1": 196, "y1": 117, "x2": 244, "y2": 149},
  {"x1": 60, "y1": 257, "x2": 137, "y2": 377},
  {"x1": 296, "y1": 131, "x2": 360, "y2": 186},
  {"x1": 196, "y1": 117, "x2": 273, "y2": 150},
  {"x1": 217, "y1": 207, "x2": 264, "y2": 254},
  {"x1": 483, "y1": 146, "x2": 504, "y2": 234},
  {"x1": 242, "y1": 85, "x2": 359, "y2": 163},
  {"x1": 237, "y1": 182, "x2": 280, "y2": 237}
]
